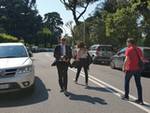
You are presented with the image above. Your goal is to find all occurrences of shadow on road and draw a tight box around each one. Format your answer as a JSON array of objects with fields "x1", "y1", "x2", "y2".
[
  {"x1": 68, "y1": 92, "x2": 107, "y2": 105},
  {"x1": 86, "y1": 86, "x2": 112, "y2": 93},
  {"x1": 0, "y1": 77, "x2": 49, "y2": 107},
  {"x1": 76, "y1": 84, "x2": 118, "y2": 94}
]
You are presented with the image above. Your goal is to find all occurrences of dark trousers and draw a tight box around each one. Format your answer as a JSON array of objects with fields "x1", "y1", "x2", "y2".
[
  {"x1": 57, "y1": 62, "x2": 68, "y2": 91},
  {"x1": 75, "y1": 59, "x2": 88, "y2": 84},
  {"x1": 124, "y1": 71, "x2": 143, "y2": 101}
]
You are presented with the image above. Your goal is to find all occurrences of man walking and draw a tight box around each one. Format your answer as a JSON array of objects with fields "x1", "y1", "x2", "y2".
[
  {"x1": 122, "y1": 38, "x2": 144, "y2": 105},
  {"x1": 54, "y1": 37, "x2": 72, "y2": 96}
]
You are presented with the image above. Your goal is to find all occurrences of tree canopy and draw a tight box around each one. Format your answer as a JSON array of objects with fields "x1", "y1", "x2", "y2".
[
  {"x1": 71, "y1": 0, "x2": 150, "y2": 47},
  {"x1": 0, "y1": 0, "x2": 64, "y2": 47},
  {"x1": 60, "y1": 0, "x2": 99, "y2": 25}
]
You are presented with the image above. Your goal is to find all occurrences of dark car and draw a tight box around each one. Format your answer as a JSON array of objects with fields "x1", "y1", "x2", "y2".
[
  {"x1": 26, "y1": 47, "x2": 33, "y2": 57},
  {"x1": 110, "y1": 47, "x2": 150, "y2": 76}
]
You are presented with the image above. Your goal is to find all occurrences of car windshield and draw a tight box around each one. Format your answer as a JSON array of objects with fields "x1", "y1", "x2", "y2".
[
  {"x1": 0, "y1": 45, "x2": 28, "y2": 58},
  {"x1": 143, "y1": 49, "x2": 150, "y2": 59}
]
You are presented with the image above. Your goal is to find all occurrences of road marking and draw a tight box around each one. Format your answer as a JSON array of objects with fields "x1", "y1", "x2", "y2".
[{"x1": 69, "y1": 68, "x2": 150, "y2": 113}]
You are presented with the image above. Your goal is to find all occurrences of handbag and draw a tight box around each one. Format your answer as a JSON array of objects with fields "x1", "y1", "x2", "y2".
[
  {"x1": 134, "y1": 48, "x2": 144, "y2": 70},
  {"x1": 71, "y1": 60, "x2": 79, "y2": 68},
  {"x1": 87, "y1": 52, "x2": 93, "y2": 65}
]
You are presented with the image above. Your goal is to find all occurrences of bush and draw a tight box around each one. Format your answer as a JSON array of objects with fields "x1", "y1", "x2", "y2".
[{"x1": 0, "y1": 33, "x2": 19, "y2": 43}]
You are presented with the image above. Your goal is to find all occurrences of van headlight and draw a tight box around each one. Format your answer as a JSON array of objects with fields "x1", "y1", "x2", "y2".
[{"x1": 17, "y1": 66, "x2": 33, "y2": 74}]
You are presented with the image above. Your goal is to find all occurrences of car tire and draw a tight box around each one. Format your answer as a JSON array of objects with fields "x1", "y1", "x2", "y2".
[
  {"x1": 92, "y1": 56, "x2": 97, "y2": 64},
  {"x1": 93, "y1": 60, "x2": 97, "y2": 64},
  {"x1": 110, "y1": 62, "x2": 115, "y2": 69}
]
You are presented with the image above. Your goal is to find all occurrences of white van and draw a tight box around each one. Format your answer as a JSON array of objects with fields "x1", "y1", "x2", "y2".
[{"x1": 0, "y1": 43, "x2": 35, "y2": 93}]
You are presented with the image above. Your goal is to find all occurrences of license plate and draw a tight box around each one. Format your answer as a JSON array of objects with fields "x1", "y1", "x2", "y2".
[{"x1": 0, "y1": 84, "x2": 9, "y2": 89}]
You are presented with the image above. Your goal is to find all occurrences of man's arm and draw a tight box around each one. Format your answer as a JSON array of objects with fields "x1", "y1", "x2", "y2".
[
  {"x1": 123, "y1": 56, "x2": 128, "y2": 72},
  {"x1": 54, "y1": 46, "x2": 60, "y2": 60}
]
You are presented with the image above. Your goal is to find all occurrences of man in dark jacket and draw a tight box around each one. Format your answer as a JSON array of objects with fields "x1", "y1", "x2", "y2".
[{"x1": 54, "y1": 37, "x2": 72, "y2": 95}]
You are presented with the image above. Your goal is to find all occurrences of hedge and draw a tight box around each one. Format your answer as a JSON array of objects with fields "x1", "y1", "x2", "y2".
[{"x1": 0, "y1": 33, "x2": 19, "y2": 42}]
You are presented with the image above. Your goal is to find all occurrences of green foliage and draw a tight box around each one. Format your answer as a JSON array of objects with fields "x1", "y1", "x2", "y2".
[
  {"x1": 44, "y1": 12, "x2": 63, "y2": 35},
  {"x1": 43, "y1": 12, "x2": 63, "y2": 45},
  {"x1": 36, "y1": 28, "x2": 52, "y2": 47},
  {"x1": 0, "y1": 0, "x2": 42, "y2": 44},
  {"x1": 72, "y1": 0, "x2": 150, "y2": 47},
  {"x1": 143, "y1": 37, "x2": 150, "y2": 47},
  {"x1": 104, "y1": 7, "x2": 140, "y2": 46},
  {"x1": 0, "y1": 33, "x2": 19, "y2": 42},
  {"x1": 0, "y1": 0, "x2": 64, "y2": 47}
]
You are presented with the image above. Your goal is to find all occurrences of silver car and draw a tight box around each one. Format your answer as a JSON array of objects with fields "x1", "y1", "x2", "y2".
[
  {"x1": 110, "y1": 47, "x2": 150, "y2": 77},
  {"x1": 0, "y1": 43, "x2": 35, "y2": 93},
  {"x1": 88, "y1": 44, "x2": 114, "y2": 64}
]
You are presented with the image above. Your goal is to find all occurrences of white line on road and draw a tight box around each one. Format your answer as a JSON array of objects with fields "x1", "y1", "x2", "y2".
[{"x1": 69, "y1": 68, "x2": 150, "y2": 113}]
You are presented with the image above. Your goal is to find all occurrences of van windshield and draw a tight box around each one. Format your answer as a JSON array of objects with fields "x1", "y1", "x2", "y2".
[
  {"x1": 0, "y1": 45, "x2": 28, "y2": 58},
  {"x1": 144, "y1": 49, "x2": 150, "y2": 59}
]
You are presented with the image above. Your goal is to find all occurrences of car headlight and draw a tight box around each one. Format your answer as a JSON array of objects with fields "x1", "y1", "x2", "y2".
[{"x1": 17, "y1": 66, "x2": 33, "y2": 74}]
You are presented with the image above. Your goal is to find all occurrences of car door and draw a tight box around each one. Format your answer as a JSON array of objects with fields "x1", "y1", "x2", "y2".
[
  {"x1": 117, "y1": 49, "x2": 126, "y2": 69},
  {"x1": 113, "y1": 52, "x2": 121, "y2": 68}
]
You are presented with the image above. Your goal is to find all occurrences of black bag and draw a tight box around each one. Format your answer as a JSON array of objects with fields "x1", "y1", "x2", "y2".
[
  {"x1": 134, "y1": 48, "x2": 144, "y2": 70},
  {"x1": 51, "y1": 60, "x2": 58, "y2": 66},
  {"x1": 71, "y1": 60, "x2": 79, "y2": 68},
  {"x1": 87, "y1": 52, "x2": 93, "y2": 65}
]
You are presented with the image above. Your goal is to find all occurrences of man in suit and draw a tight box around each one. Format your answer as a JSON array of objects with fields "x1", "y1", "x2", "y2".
[{"x1": 54, "y1": 37, "x2": 72, "y2": 95}]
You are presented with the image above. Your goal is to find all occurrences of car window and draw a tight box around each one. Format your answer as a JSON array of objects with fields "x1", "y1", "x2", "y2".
[
  {"x1": 90, "y1": 46, "x2": 97, "y2": 50},
  {"x1": 98, "y1": 46, "x2": 113, "y2": 51},
  {"x1": 117, "y1": 48, "x2": 126, "y2": 55},
  {"x1": 143, "y1": 49, "x2": 150, "y2": 58},
  {"x1": 0, "y1": 45, "x2": 28, "y2": 58}
]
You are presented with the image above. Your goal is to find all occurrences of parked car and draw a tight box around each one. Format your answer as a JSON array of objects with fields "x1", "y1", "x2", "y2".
[
  {"x1": 88, "y1": 44, "x2": 114, "y2": 64},
  {"x1": 31, "y1": 46, "x2": 38, "y2": 53},
  {"x1": 26, "y1": 47, "x2": 33, "y2": 57},
  {"x1": 110, "y1": 47, "x2": 150, "y2": 76},
  {"x1": 0, "y1": 43, "x2": 35, "y2": 93}
]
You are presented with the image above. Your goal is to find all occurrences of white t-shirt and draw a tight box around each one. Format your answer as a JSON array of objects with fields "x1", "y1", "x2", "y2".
[
  {"x1": 77, "y1": 48, "x2": 88, "y2": 59},
  {"x1": 61, "y1": 44, "x2": 66, "y2": 56}
]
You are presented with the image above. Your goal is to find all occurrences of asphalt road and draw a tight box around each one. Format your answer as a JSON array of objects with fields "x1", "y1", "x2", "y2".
[{"x1": 0, "y1": 52, "x2": 149, "y2": 113}]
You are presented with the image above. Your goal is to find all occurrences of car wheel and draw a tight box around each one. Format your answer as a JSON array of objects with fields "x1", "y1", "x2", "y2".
[
  {"x1": 92, "y1": 56, "x2": 97, "y2": 64},
  {"x1": 93, "y1": 60, "x2": 97, "y2": 64},
  {"x1": 110, "y1": 61, "x2": 115, "y2": 69}
]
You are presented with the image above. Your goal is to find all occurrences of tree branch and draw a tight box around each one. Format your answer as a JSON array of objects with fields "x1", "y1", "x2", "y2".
[
  {"x1": 77, "y1": 2, "x2": 89, "y2": 20},
  {"x1": 60, "y1": 0, "x2": 74, "y2": 11}
]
